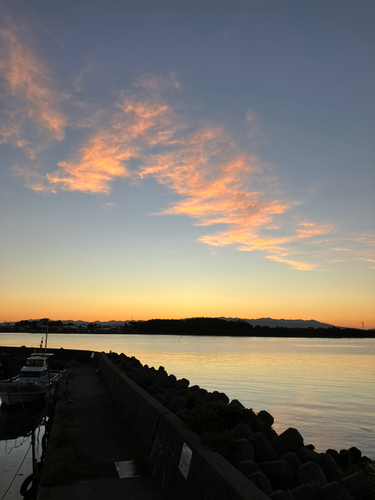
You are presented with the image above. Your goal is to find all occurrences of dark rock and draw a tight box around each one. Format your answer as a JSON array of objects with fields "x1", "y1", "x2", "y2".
[
  {"x1": 259, "y1": 460, "x2": 294, "y2": 490},
  {"x1": 197, "y1": 388, "x2": 207, "y2": 397},
  {"x1": 319, "y1": 481, "x2": 354, "y2": 499},
  {"x1": 156, "y1": 386, "x2": 167, "y2": 395},
  {"x1": 298, "y1": 461, "x2": 327, "y2": 487},
  {"x1": 348, "y1": 447, "x2": 362, "y2": 464},
  {"x1": 215, "y1": 391, "x2": 230, "y2": 404},
  {"x1": 269, "y1": 490, "x2": 294, "y2": 500},
  {"x1": 229, "y1": 399, "x2": 245, "y2": 409},
  {"x1": 235, "y1": 438, "x2": 255, "y2": 463},
  {"x1": 169, "y1": 396, "x2": 186, "y2": 414},
  {"x1": 258, "y1": 410, "x2": 274, "y2": 427},
  {"x1": 297, "y1": 446, "x2": 321, "y2": 464},
  {"x1": 153, "y1": 380, "x2": 166, "y2": 390},
  {"x1": 177, "y1": 387, "x2": 190, "y2": 398},
  {"x1": 248, "y1": 471, "x2": 273, "y2": 495},
  {"x1": 326, "y1": 448, "x2": 340, "y2": 461},
  {"x1": 146, "y1": 373, "x2": 159, "y2": 386},
  {"x1": 232, "y1": 422, "x2": 253, "y2": 440},
  {"x1": 291, "y1": 484, "x2": 320, "y2": 500},
  {"x1": 146, "y1": 386, "x2": 156, "y2": 396},
  {"x1": 318, "y1": 452, "x2": 343, "y2": 482},
  {"x1": 164, "y1": 388, "x2": 178, "y2": 401},
  {"x1": 186, "y1": 391, "x2": 206, "y2": 409},
  {"x1": 249, "y1": 432, "x2": 279, "y2": 462},
  {"x1": 305, "y1": 444, "x2": 315, "y2": 450},
  {"x1": 175, "y1": 378, "x2": 190, "y2": 390},
  {"x1": 272, "y1": 428, "x2": 304, "y2": 456},
  {"x1": 189, "y1": 384, "x2": 200, "y2": 392},
  {"x1": 341, "y1": 471, "x2": 372, "y2": 499},
  {"x1": 237, "y1": 460, "x2": 259, "y2": 476},
  {"x1": 338, "y1": 449, "x2": 353, "y2": 469},
  {"x1": 281, "y1": 451, "x2": 303, "y2": 479}
]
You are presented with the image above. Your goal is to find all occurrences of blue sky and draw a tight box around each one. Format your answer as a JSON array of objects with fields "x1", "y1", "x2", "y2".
[{"x1": 0, "y1": 0, "x2": 374, "y2": 327}]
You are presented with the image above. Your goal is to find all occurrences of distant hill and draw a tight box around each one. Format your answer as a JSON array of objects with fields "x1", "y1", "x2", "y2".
[
  {"x1": 1, "y1": 317, "x2": 334, "y2": 329},
  {"x1": 218, "y1": 317, "x2": 334, "y2": 329}
]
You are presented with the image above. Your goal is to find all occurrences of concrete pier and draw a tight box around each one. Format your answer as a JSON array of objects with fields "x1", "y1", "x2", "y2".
[
  {"x1": 37, "y1": 362, "x2": 171, "y2": 500},
  {"x1": 38, "y1": 352, "x2": 268, "y2": 500}
]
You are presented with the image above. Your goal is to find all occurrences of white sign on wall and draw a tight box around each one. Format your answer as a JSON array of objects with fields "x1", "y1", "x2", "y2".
[{"x1": 179, "y1": 442, "x2": 193, "y2": 479}]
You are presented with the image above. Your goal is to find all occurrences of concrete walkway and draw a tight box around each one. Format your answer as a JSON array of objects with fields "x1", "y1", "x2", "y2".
[{"x1": 37, "y1": 363, "x2": 171, "y2": 500}]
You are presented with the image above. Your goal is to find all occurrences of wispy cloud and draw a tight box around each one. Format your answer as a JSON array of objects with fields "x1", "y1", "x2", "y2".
[
  {"x1": 13, "y1": 74, "x2": 341, "y2": 270},
  {"x1": 46, "y1": 95, "x2": 183, "y2": 194},
  {"x1": 73, "y1": 63, "x2": 92, "y2": 93},
  {"x1": 0, "y1": 18, "x2": 67, "y2": 156},
  {"x1": 2, "y1": 21, "x2": 371, "y2": 274},
  {"x1": 102, "y1": 202, "x2": 116, "y2": 210}
]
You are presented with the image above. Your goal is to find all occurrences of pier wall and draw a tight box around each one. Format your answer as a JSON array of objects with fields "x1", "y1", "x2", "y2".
[{"x1": 97, "y1": 352, "x2": 268, "y2": 500}]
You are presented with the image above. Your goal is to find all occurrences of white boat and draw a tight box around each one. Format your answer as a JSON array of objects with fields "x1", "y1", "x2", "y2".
[{"x1": 0, "y1": 353, "x2": 60, "y2": 406}]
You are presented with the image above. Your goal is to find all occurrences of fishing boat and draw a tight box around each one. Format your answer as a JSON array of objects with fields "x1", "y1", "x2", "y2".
[{"x1": 0, "y1": 353, "x2": 60, "y2": 407}]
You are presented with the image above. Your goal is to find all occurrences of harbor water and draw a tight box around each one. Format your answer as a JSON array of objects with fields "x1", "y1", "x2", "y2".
[{"x1": 1, "y1": 333, "x2": 374, "y2": 466}]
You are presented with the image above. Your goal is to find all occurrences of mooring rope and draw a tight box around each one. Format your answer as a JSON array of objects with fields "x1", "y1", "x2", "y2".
[{"x1": 1, "y1": 441, "x2": 32, "y2": 500}]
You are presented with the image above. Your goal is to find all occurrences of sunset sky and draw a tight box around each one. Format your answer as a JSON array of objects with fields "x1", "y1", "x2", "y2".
[{"x1": 0, "y1": 0, "x2": 374, "y2": 328}]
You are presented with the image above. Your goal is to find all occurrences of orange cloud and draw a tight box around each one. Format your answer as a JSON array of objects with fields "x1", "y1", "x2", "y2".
[
  {"x1": 13, "y1": 165, "x2": 57, "y2": 193},
  {"x1": 0, "y1": 19, "x2": 66, "y2": 151},
  {"x1": 4, "y1": 60, "x2": 349, "y2": 271},
  {"x1": 45, "y1": 95, "x2": 182, "y2": 193},
  {"x1": 265, "y1": 255, "x2": 316, "y2": 271}
]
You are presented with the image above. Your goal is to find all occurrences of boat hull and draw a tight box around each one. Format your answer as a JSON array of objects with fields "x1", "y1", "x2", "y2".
[{"x1": 0, "y1": 374, "x2": 59, "y2": 406}]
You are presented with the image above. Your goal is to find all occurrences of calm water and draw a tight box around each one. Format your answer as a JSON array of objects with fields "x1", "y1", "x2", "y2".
[{"x1": 1, "y1": 333, "x2": 374, "y2": 460}]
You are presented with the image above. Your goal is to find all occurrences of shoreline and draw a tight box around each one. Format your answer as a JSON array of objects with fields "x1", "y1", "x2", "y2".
[{"x1": 1, "y1": 329, "x2": 374, "y2": 339}]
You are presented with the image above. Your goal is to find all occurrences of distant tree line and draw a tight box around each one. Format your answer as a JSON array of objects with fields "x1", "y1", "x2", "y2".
[
  {"x1": 8, "y1": 317, "x2": 373, "y2": 338},
  {"x1": 125, "y1": 317, "x2": 373, "y2": 338}
]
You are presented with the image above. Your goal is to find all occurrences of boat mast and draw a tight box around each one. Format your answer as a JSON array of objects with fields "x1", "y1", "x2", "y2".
[{"x1": 45, "y1": 319, "x2": 49, "y2": 353}]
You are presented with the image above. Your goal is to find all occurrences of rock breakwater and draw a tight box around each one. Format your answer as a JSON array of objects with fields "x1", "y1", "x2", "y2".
[{"x1": 108, "y1": 351, "x2": 374, "y2": 500}]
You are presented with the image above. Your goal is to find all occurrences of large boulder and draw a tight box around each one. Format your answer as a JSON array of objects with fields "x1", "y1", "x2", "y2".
[
  {"x1": 318, "y1": 452, "x2": 343, "y2": 482},
  {"x1": 232, "y1": 422, "x2": 253, "y2": 440},
  {"x1": 298, "y1": 461, "x2": 327, "y2": 487},
  {"x1": 249, "y1": 432, "x2": 279, "y2": 462},
  {"x1": 237, "y1": 459, "x2": 260, "y2": 476},
  {"x1": 235, "y1": 438, "x2": 255, "y2": 464},
  {"x1": 169, "y1": 396, "x2": 186, "y2": 414},
  {"x1": 272, "y1": 428, "x2": 304, "y2": 456},
  {"x1": 258, "y1": 460, "x2": 294, "y2": 490},
  {"x1": 297, "y1": 446, "x2": 321, "y2": 464},
  {"x1": 258, "y1": 410, "x2": 274, "y2": 427},
  {"x1": 175, "y1": 377, "x2": 190, "y2": 390},
  {"x1": 319, "y1": 481, "x2": 354, "y2": 500},
  {"x1": 281, "y1": 451, "x2": 302, "y2": 481},
  {"x1": 248, "y1": 471, "x2": 273, "y2": 495},
  {"x1": 291, "y1": 484, "x2": 320, "y2": 500},
  {"x1": 341, "y1": 471, "x2": 373, "y2": 499}
]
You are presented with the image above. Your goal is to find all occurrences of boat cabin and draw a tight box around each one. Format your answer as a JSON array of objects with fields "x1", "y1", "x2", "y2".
[{"x1": 19, "y1": 354, "x2": 53, "y2": 379}]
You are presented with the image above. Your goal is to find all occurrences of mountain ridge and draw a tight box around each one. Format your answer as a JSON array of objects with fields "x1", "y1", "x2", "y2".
[{"x1": 2, "y1": 317, "x2": 335, "y2": 329}]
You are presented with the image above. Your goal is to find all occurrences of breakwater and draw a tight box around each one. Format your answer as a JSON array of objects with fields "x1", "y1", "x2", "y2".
[{"x1": 102, "y1": 351, "x2": 374, "y2": 500}]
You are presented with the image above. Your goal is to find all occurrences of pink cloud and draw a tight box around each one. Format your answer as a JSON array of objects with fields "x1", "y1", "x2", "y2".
[{"x1": 0, "y1": 19, "x2": 66, "y2": 152}]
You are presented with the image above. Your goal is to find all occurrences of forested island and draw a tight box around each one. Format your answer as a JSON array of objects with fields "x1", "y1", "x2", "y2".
[{"x1": 1, "y1": 317, "x2": 374, "y2": 338}]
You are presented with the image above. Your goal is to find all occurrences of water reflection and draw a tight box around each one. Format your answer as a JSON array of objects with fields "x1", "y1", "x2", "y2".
[
  {"x1": 0, "y1": 401, "x2": 46, "y2": 441},
  {"x1": 1, "y1": 334, "x2": 374, "y2": 457},
  {"x1": 0, "y1": 401, "x2": 48, "y2": 500}
]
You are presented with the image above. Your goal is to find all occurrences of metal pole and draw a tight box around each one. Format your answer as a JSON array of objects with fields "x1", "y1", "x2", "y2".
[{"x1": 45, "y1": 319, "x2": 49, "y2": 353}]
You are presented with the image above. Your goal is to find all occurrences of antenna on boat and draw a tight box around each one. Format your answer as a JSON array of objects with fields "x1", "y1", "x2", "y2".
[{"x1": 45, "y1": 319, "x2": 49, "y2": 353}]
